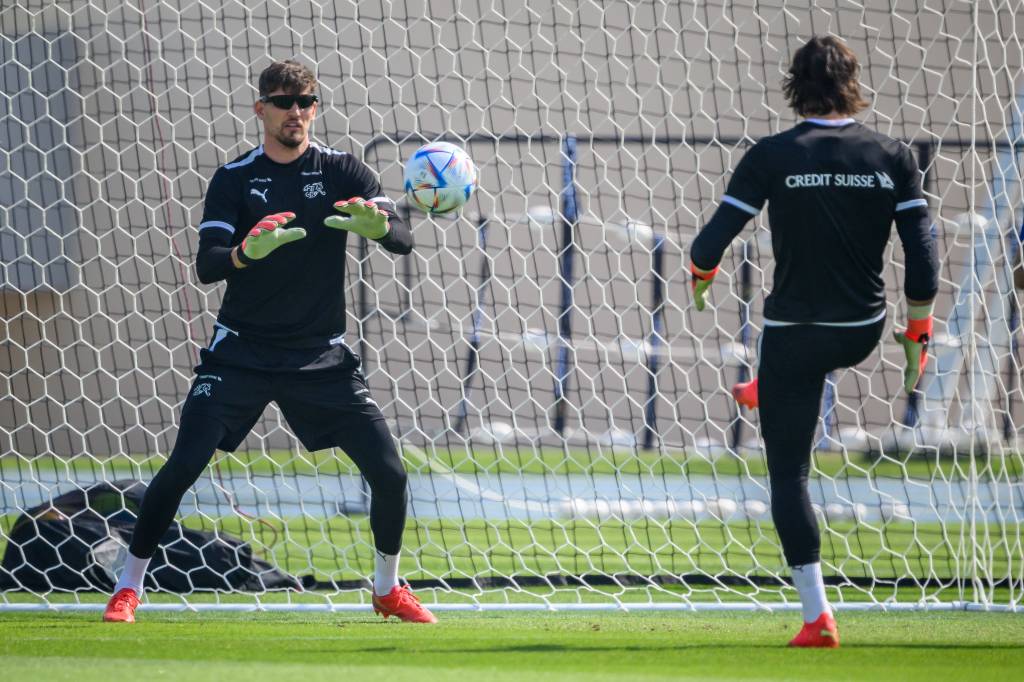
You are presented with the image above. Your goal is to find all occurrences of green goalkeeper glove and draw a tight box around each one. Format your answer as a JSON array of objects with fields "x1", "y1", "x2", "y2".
[
  {"x1": 892, "y1": 303, "x2": 934, "y2": 394},
  {"x1": 237, "y1": 212, "x2": 306, "y2": 265},
  {"x1": 323, "y1": 198, "x2": 390, "y2": 240},
  {"x1": 690, "y1": 262, "x2": 719, "y2": 312}
]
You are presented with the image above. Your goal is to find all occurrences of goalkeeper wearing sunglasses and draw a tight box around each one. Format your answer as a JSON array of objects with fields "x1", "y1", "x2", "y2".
[{"x1": 103, "y1": 60, "x2": 436, "y2": 625}]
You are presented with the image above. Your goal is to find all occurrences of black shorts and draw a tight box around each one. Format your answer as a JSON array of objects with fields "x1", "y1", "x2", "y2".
[{"x1": 180, "y1": 327, "x2": 386, "y2": 452}]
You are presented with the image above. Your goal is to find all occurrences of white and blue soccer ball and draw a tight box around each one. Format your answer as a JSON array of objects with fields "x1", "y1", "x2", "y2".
[{"x1": 404, "y1": 142, "x2": 477, "y2": 214}]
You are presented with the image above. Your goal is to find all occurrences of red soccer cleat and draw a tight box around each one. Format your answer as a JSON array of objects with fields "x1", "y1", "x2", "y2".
[
  {"x1": 372, "y1": 585, "x2": 438, "y2": 623},
  {"x1": 103, "y1": 588, "x2": 140, "y2": 623},
  {"x1": 788, "y1": 612, "x2": 840, "y2": 648},
  {"x1": 733, "y1": 378, "x2": 759, "y2": 410}
]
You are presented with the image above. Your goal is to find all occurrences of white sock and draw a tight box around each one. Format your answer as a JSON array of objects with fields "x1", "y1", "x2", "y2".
[
  {"x1": 113, "y1": 551, "x2": 151, "y2": 597},
  {"x1": 791, "y1": 562, "x2": 830, "y2": 623},
  {"x1": 374, "y1": 550, "x2": 400, "y2": 596}
]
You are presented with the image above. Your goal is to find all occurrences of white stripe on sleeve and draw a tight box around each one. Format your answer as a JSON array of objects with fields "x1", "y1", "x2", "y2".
[
  {"x1": 895, "y1": 198, "x2": 928, "y2": 212},
  {"x1": 199, "y1": 221, "x2": 235, "y2": 234},
  {"x1": 722, "y1": 195, "x2": 760, "y2": 216}
]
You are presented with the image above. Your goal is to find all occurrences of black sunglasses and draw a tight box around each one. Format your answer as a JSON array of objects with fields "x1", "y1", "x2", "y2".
[{"x1": 260, "y1": 94, "x2": 319, "y2": 109}]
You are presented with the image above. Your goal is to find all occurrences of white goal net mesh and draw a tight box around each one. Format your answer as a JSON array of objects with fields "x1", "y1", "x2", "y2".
[{"x1": 1, "y1": 0, "x2": 1022, "y2": 611}]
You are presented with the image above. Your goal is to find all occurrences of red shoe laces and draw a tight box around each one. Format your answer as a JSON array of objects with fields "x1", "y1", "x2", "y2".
[{"x1": 112, "y1": 591, "x2": 135, "y2": 609}]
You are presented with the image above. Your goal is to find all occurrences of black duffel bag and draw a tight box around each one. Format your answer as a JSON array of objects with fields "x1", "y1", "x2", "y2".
[{"x1": 0, "y1": 479, "x2": 301, "y2": 593}]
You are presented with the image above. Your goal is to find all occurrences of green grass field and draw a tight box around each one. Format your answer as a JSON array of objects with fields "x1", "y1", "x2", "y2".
[
  {"x1": 4, "y1": 445, "x2": 1022, "y2": 480},
  {"x1": 2, "y1": 610, "x2": 1021, "y2": 681},
  {"x1": 2, "y1": 513, "x2": 1015, "y2": 607}
]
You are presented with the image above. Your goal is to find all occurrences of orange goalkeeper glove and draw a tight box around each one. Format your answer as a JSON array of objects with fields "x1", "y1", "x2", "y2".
[
  {"x1": 690, "y1": 262, "x2": 719, "y2": 312},
  {"x1": 324, "y1": 198, "x2": 391, "y2": 240},
  {"x1": 237, "y1": 212, "x2": 306, "y2": 265},
  {"x1": 732, "y1": 378, "x2": 759, "y2": 410},
  {"x1": 893, "y1": 304, "x2": 933, "y2": 394}
]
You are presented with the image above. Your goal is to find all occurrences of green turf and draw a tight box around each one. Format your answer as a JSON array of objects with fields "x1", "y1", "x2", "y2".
[
  {"x1": 1, "y1": 611, "x2": 1021, "y2": 681},
  {"x1": 3, "y1": 445, "x2": 1021, "y2": 480},
  {"x1": 3, "y1": 512, "x2": 1016, "y2": 607}
]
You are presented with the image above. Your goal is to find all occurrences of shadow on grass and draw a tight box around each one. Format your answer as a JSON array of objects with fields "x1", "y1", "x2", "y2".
[{"x1": 348, "y1": 641, "x2": 1024, "y2": 655}]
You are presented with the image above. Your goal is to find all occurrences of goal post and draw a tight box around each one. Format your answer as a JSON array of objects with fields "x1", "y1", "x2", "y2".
[{"x1": 1, "y1": 0, "x2": 1022, "y2": 612}]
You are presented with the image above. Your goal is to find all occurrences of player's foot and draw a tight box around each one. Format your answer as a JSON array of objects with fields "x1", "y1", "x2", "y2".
[
  {"x1": 103, "y1": 588, "x2": 140, "y2": 623},
  {"x1": 372, "y1": 585, "x2": 438, "y2": 623},
  {"x1": 732, "y1": 378, "x2": 759, "y2": 409},
  {"x1": 788, "y1": 612, "x2": 839, "y2": 648}
]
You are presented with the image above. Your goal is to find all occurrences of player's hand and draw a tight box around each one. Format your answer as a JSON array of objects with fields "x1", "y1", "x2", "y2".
[
  {"x1": 239, "y1": 212, "x2": 306, "y2": 263},
  {"x1": 690, "y1": 262, "x2": 719, "y2": 311},
  {"x1": 893, "y1": 315, "x2": 933, "y2": 394},
  {"x1": 323, "y1": 198, "x2": 390, "y2": 240}
]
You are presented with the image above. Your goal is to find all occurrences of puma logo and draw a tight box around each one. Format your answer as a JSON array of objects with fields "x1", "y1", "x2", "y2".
[{"x1": 250, "y1": 188, "x2": 269, "y2": 203}]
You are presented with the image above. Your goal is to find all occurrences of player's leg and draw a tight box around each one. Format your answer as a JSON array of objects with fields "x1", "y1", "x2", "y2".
[
  {"x1": 104, "y1": 356, "x2": 270, "y2": 622},
  {"x1": 103, "y1": 414, "x2": 226, "y2": 622},
  {"x1": 279, "y1": 367, "x2": 435, "y2": 623},
  {"x1": 330, "y1": 420, "x2": 437, "y2": 623},
  {"x1": 328, "y1": 414, "x2": 445, "y2": 623},
  {"x1": 758, "y1": 325, "x2": 837, "y2": 646},
  {"x1": 328, "y1": 420, "x2": 406, "y2": 567},
  {"x1": 758, "y1": 321, "x2": 884, "y2": 646}
]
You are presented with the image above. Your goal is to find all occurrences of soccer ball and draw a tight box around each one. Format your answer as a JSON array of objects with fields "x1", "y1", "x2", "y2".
[{"x1": 404, "y1": 142, "x2": 477, "y2": 214}]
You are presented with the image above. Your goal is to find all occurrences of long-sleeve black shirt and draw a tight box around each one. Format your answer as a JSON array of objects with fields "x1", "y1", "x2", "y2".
[
  {"x1": 691, "y1": 120, "x2": 939, "y2": 324},
  {"x1": 195, "y1": 143, "x2": 412, "y2": 348}
]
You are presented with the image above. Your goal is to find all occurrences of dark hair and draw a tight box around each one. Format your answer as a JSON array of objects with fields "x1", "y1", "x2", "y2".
[
  {"x1": 258, "y1": 60, "x2": 318, "y2": 97},
  {"x1": 782, "y1": 36, "x2": 869, "y2": 116}
]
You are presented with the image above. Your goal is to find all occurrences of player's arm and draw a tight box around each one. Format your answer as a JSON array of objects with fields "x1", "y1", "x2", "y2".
[
  {"x1": 195, "y1": 167, "x2": 245, "y2": 284},
  {"x1": 688, "y1": 144, "x2": 768, "y2": 310},
  {"x1": 891, "y1": 146, "x2": 940, "y2": 394},
  {"x1": 326, "y1": 196, "x2": 413, "y2": 254},
  {"x1": 195, "y1": 169, "x2": 306, "y2": 283},
  {"x1": 197, "y1": 214, "x2": 306, "y2": 282},
  {"x1": 323, "y1": 155, "x2": 413, "y2": 255}
]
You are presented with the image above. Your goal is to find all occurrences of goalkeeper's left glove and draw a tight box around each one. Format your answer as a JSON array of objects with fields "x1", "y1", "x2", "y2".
[
  {"x1": 690, "y1": 262, "x2": 719, "y2": 311},
  {"x1": 892, "y1": 303, "x2": 934, "y2": 394},
  {"x1": 323, "y1": 197, "x2": 390, "y2": 240}
]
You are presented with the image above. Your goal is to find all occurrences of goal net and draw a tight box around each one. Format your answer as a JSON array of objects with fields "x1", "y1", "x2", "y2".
[{"x1": 1, "y1": 0, "x2": 1022, "y2": 611}]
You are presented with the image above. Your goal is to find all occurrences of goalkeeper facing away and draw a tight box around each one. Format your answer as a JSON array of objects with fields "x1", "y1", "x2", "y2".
[
  {"x1": 689, "y1": 36, "x2": 939, "y2": 647},
  {"x1": 103, "y1": 60, "x2": 437, "y2": 624}
]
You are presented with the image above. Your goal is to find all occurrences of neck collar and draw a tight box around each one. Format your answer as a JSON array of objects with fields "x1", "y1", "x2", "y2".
[{"x1": 804, "y1": 117, "x2": 856, "y2": 127}]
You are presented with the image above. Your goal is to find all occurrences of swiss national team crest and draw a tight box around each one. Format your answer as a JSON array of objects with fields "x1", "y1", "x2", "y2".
[{"x1": 304, "y1": 181, "x2": 326, "y2": 198}]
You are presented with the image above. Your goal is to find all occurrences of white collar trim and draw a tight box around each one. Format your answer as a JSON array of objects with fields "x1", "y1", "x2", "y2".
[{"x1": 805, "y1": 117, "x2": 856, "y2": 127}]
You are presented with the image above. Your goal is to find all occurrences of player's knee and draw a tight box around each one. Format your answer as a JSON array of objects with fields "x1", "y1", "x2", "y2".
[
  {"x1": 768, "y1": 468, "x2": 807, "y2": 494},
  {"x1": 362, "y1": 450, "x2": 407, "y2": 497},
  {"x1": 375, "y1": 461, "x2": 408, "y2": 497}
]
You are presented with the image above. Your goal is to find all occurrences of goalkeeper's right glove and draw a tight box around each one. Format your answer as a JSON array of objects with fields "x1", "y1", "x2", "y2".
[
  {"x1": 690, "y1": 262, "x2": 719, "y2": 312},
  {"x1": 732, "y1": 378, "x2": 759, "y2": 410},
  {"x1": 236, "y1": 212, "x2": 306, "y2": 265},
  {"x1": 892, "y1": 303, "x2": 934, "y2": 394}
]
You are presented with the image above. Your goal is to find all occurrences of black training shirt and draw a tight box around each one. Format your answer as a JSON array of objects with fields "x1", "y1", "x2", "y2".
[
  {"x1": 691, "y1": 120, "x2": 938, "y2": 323},
  {"x1": 195, "y1": 144, "x2": 412, "y2": 348}
]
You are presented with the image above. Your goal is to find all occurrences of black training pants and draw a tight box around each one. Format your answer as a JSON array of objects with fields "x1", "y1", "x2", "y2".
[{"x1": 758, "y1": 320, "x2": 884, "y2": 567}]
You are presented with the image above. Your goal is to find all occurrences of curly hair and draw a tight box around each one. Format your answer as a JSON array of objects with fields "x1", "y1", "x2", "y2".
[
  {"x1": 258, "y1": 60, "x2": 318, "y2": 97},
  {"x1": 782, "y1": 36, "x2": 869, "y2": 117}
]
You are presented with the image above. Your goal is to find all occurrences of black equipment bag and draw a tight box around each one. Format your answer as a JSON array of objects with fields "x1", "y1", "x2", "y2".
[{"x1": 0, "y1": 480, "x2": 300, "y2": 593}]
